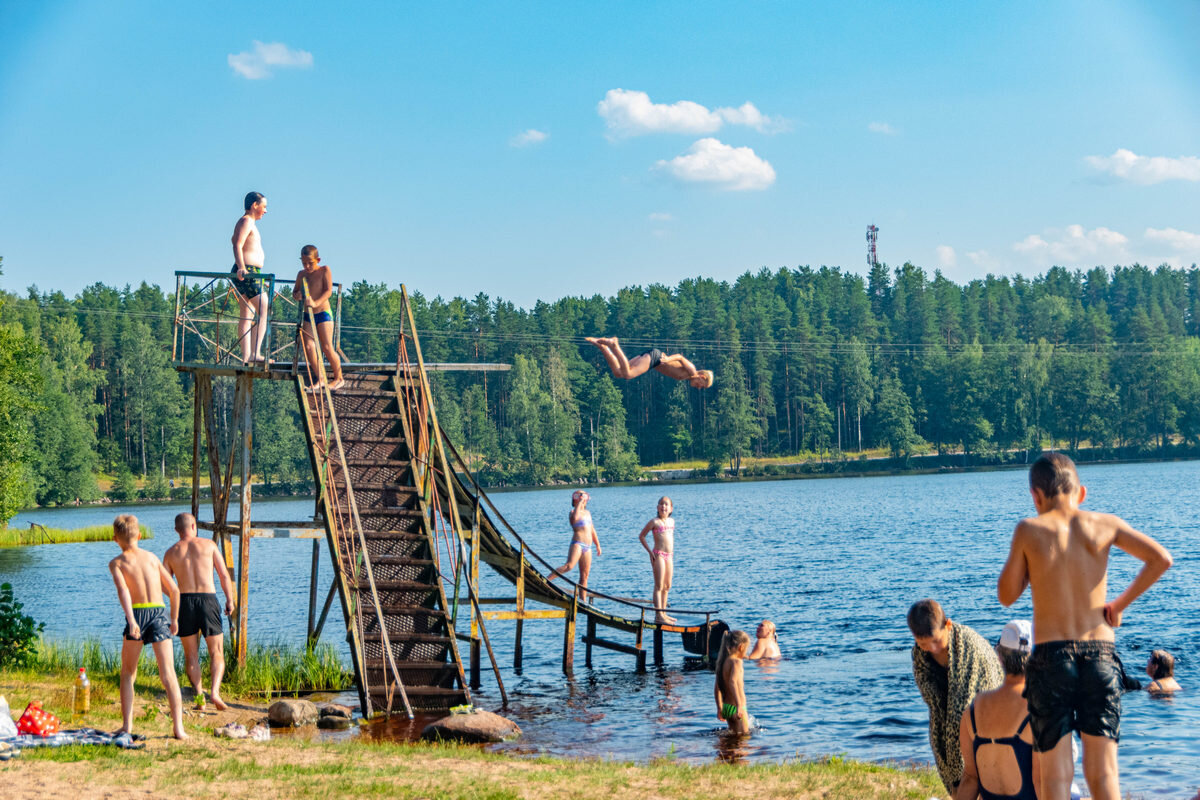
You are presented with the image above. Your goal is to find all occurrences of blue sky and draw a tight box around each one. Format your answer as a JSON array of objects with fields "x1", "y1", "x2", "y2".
[{"x1": 2, "y1": 1, "x2": 1198, "y2": 307}]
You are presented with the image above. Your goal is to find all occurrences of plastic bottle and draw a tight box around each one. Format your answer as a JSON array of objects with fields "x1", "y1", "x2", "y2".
[{"x1": 73, "y1": 668, "x2": 90, "y2": 715}]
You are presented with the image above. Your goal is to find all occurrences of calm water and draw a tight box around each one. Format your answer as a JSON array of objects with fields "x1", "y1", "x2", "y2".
[{"x1": 5, "y1": 462, "x2": 1197, "y2": 796}]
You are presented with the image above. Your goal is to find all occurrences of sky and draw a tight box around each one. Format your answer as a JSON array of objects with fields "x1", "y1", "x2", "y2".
[{"x1": 1, "y1": 1, "x2": 1198, "y2": 308}]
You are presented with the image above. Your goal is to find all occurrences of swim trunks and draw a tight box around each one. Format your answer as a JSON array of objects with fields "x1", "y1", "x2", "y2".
[
  {"x1": 230, "y1": 264, "x2": 263, "y2": 299},
  {"x1": 177, "y1": 593, "x2": 223, "y2": 638},
  {"x1": 311, "y1": 310, "x2": 332, "y2": 325},
  {"x1": 1024, "y1": 640, "x2": 1125, "y2": 752},
  {"x1": 640, "y1": 348, "x2": 664, "y2": 369},
  {"x1": 722, "y1": 702, "x2": 739, "y2": 720},
  {"x1": 123, "y1": 603, "x2": 172, "y2": 645}
]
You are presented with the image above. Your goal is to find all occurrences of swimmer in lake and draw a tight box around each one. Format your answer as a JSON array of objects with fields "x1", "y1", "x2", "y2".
[
  {"x1": 586, "y1": 336, "x2": 713, "y2": 389},
  {"x1": 548, "y1": 490, "x2": 602, "y2": 602},
  {"x1": 747, "y1": 620, "x2": 781, "y2": 660},
  {"x1": 638, "y1": 496, "x2": 676, "y2": 624},
  {"x1": 714, "y1": 629, "x2": 753, "y2": 734},
  {"x1": 1146, "y1": 650, "x2": 1181, "y2": 695}
]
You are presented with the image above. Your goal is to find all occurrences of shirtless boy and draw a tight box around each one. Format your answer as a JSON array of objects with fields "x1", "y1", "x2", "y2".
[
  {"x1": 586, "y1": 337, "x2": 713, "y2": 389},
  {"x1": 108, "y1": 514, "x2": 187, "y2": 739},
  {"x1": 231, "y1": 191, "x2": 270, "y2": 364},
  {"x1": 998, "y1": 453, "x2": 1172, "y2": 800},
  {"x1": 292, "y1": 245, "x2": 344, "y2": 392},
  {"x1": 163, "y1": 513, "x2": 234, "y2": 711}
]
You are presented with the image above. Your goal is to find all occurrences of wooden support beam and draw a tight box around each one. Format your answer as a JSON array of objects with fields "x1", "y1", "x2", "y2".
[
  {"x1": 235, "y1": 372, "x2": 254, "y2": 668},
  {"x1": 191, "y1": 386, "x2": 200, "y2": 520},
  {"x1": 653, "y1": 625, "x2": 664, "y2": 667},
  {"x1": 470, "y1": 639, "x2": 481, "y2": 691},
  {"x1": 585, "y1": 615, "x2": 596, "y2": 668},
  {"x1": 307, "y1": 538, "x2": 319, "y2": 642},
  {"x1": 309, "y1": 579, "x2": 337, "y2": 647},
  {"x1": 562, "y1": 587, "x2": 578, "y2": 676},
  {"x1": 582, "y1": 632, "x2": 645, "y2": 658},
  {"x1": 479, "y1": 609, "x2": 566, "y2": 621}
]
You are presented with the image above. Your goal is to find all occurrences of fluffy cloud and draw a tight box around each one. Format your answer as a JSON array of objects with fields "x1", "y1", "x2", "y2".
[
  {"x1": 510, "y1": 129, "x2": 548, "y2": 147},
  {"x1": 1013, "y1": 224, "x2": 1129, "y2": 264},
  {"x1": 655, "y1": 138, "x2": 776, "y2": 191},
  {"x1": 936, "y1": 245, "x2": 957, "y2": 268},
  {"x1": 1084, "y1": 149, "x2": 1200, "y2": 184},
  {"x1": 228, "y1": 41, "x2": 313, "y2": 80},
  {"x1": 1145, "y1": 227, "x2": 1200, "y2": 253},
  {"x1": 598, "y1": 89, "x2": 781, "y2": 138},
  {"x1": 868, "y1": 121, "x2": 897, "y2": 135}
]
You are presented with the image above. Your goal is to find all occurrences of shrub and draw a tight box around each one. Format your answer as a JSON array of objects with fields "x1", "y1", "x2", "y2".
[{"x1": 0, "y1": 582, "x2": 44, "y2": 668}]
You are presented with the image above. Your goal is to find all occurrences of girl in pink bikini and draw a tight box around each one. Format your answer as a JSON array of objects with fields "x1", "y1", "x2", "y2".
[
  {"x1": 638, "y1": 496, "x2": 676, "y2": 624},
  {"x1": 548, "y1": 490, "x2": 602, "y2": 601}
]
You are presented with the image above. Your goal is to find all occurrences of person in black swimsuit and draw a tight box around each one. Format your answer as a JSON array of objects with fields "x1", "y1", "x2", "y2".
[
  {"x1": 957, "y1": 620, "x2": 1039, "y2": 800},
  {"x1": 585, "y1": 336, "x2": 713, "y2": 389}
]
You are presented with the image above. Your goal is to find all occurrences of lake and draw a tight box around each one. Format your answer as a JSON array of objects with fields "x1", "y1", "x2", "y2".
[{"x1": 5, "y1": 461, "x2": 1197, "y2": 796}]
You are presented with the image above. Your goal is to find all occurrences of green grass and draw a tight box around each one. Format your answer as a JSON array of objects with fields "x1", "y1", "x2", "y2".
[
  {"x1": 0, "y1": 524, "x2": 152, "y2": 547},
  {"x1": 19, "y1": 636, "x2": 352, "y2": 697}
]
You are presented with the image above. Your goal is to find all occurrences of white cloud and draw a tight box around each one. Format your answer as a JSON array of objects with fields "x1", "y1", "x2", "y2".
[
  {"x1": 1084, "y1": 149, "x2": 1200, "y2": 184},
  {"x1": 228, "y1": 41, "x2": 313, "y2": 80},
  {"x1": 510, "y1": 129, "x2": 548, "y2": 147},
  {"x1": 1012, "y1": 224, "x2": 1129, "y2": 264},
  {"x1": 648, "y1": 212, "x2": 674, "y2": 221},
  {"x1": 967, "y1": 250, "x2": 991, "y2": 266},
  {"x1": 597, "y1": 89, "x2": 781, "y2": 138},
  {"x1": 935, "y1": 245, "x2": 957, "y2": 268},
  {"x1": 868, "y1": 121, "x2": 897, "y2": 136},
  {"x1": 1146, "y1": 227, "x2": 1200, "y2": 253},
  {"x1": 655, "y1": 138, "x2": 776, "y2": 191}
]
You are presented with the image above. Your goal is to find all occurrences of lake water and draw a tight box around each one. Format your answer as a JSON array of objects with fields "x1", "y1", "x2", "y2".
[{"x1": 5, "y1": 461, "x2": 1197, "y2": 796}]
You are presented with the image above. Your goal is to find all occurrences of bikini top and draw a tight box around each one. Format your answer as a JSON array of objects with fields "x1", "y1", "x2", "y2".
[
  {"x1": 571, "y1": 511, "x2": 591, "y2": 529},
  {"x1": 969, "y1": 705, "x2": 1037, "y2": 800},
  {"x1": 652, "y1": 517, "x2": 675, "y2": 534}
]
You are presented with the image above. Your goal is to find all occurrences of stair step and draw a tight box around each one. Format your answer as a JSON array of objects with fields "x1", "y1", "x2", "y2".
[
  {"x1": 355, "y1": 579, "x2": 440, "y2": 592},
  {"x1": 345, "y1": 482, "x2": 418, "y2": 492},
  {"x1": 362, "y1": 632, "x2": 451, "y2": 644},
  {"x1": 376, "y1": 605, "x2": 446, "y2": 617},
  {"x1": 354, "y1": 508, "x2": 425, "y2": 518},
  {"x1": 367, "y1": 686, "x2": 466, "y2": 697},
  {"x1": 339, "y1": 436, "x2": 404, "y2": 445},
  {"x1": 343, "y1": 458, "x2": 412, "y2": 468},
  {"x1": 356, "y1": 529, "x2": 428, "y2": 541},
  {"x1": 335, "y1": 411, "x2": 401, "y2": 420},
  {"x1": 364, "y1": 659, "x2": 457, "y2": 671},
  {"x1": 367, "y1": 555, "x2": 434, "y2": 567}
]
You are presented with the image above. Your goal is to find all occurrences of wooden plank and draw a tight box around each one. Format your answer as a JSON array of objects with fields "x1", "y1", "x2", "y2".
[
  {"x1": 562, "y1": 588, "x2": 578, "y2": 676},
  {"x1": 191, "y1": 384, "x2": 200, "y2": 519},
  {"x1": 235, "y1": 372, "x2": 253, "y2": 668},
  {"x1": 480, "y1": 609, "x2": 566, "y2": 621},
  {"x1": 582, "y1": 633, "x2": 644, "y2": 658}
]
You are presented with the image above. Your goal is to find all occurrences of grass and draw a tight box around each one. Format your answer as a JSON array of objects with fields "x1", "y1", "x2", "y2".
[
  {"x1": 18, "y1": 637, "x2": 352, "y2": 698},
  {"x1": 0, "y1": 523, "x2": 152, "y2": 548}
]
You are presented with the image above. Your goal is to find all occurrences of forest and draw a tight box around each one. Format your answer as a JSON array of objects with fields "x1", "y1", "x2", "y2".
[{"x1": 2, "y1": 255, "x2": 1200, "y2": 524}]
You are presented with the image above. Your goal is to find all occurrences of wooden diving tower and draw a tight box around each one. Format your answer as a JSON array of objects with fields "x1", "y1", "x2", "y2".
[{"x1": 172, "y1": 270, "x2": 719, "y2": 720}]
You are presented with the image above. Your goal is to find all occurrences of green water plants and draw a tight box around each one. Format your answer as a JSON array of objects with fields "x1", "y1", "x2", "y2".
[{"x1": 0, "y1": 582, "x2": 45, "y2": 668}]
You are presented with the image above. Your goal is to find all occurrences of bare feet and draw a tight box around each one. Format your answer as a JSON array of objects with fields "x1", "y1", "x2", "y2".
[
  {"x1": 585, "y1": 336, "x2": 600, "y2": 345},
  {"x1": 328, "y1": 378, "x2": 345, "y2": 392},
  {"x1": 210, "y1": 693, "x2": 229, "y2": 712},
  {"x1": 173, "y1": 727, "x2": 189, "y2": 740}
]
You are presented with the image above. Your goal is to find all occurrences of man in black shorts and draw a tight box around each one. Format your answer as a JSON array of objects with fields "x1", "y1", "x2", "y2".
[
  {"x1": 230, "y1": 191, "x2": 270, "y2": 364},
  {"x1": 164, "y1": 513, "x2": 235, "y2": 710}
]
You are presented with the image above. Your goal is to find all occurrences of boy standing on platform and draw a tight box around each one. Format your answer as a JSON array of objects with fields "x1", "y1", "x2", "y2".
[
  {"x1": 999, "y1": 453, "x2": 1172, "y2": 800},
  {"x1": 292, "y1": 244, "x2": 344, "y2": 392},
  {"x1": 108, "y1": 514, "x2": 187, "y2": 740},
  {"x1": 164, "y1": 512, "x2": 234, "y2": 711}
]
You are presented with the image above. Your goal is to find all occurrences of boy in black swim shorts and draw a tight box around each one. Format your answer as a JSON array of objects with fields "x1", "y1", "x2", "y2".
[
  {"x1": 998, "y1": 453, "x2": 1171, "y2": 800},
  {"x1": 109, "y1": 514, "x2": 188, "y2": 740}
]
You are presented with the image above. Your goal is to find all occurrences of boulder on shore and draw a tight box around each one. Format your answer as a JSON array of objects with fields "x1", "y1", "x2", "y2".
[
  {"x1": 421, "y1": 710, "x2": 521, "y2": 743},
  {"x1": 268, "y1": 699, "x2": 319, "y2": 727},
  {"x1": 317, "y1": 703, "x2": 353, "y2": 719}
]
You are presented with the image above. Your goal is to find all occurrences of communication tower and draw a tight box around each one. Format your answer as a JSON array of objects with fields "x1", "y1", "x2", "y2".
[{"x1": 866, "y1": 224, "x2": 879, "y2": 269}]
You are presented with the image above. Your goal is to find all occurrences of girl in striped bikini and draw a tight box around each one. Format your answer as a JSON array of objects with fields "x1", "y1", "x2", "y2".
[{"x1": 638, "y1": 496, "x2": 676, "y2": 624}]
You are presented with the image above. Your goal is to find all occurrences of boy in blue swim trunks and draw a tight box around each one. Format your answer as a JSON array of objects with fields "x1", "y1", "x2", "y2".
[
  {"x1": 292, "y1": 245, "x2": 344, "y2": 392},
  {"x1": 998, "y1": 453, "x2": 1172, "y2": 800},
  {"x1": 109, "y1": 514, "x2": 187, "y2": 739}
]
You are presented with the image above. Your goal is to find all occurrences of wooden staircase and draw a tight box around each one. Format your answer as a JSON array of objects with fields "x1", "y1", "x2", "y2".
[{"x1": 297, "y1": 371, "x2": 470, "y2": 717}]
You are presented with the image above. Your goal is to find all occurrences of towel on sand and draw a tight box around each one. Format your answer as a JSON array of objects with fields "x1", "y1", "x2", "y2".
[
  {"x1": 1, "y1": 728, "x2": 145, "y2": 750},
  {"x1": 912, "y1": 622, "x2": 1003, "y2": 795}
]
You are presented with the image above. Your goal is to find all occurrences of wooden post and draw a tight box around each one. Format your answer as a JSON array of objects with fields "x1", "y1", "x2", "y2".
[
  {"x1": 585, "y1": 615, "x2": 596, "y2": 668},
  {"x1": 562, "y1": 587, "x2": 578, "y2": 676},
  {"x1": 635, "y1": 612, "x2": 647, "y2": 673},
  {"x1": 307, "y1": 537, "x2": 320, "y2": 644},
  {"x1": 191, "y1": 387, "x2": 200, "y2": 519},
  {"x1": 470, "y1": 639, "x2": 481, "y2": 690},
  {"x1": 514, "y1": 541, "x2": 525, "y2": 673},
  {"x1": 653, "y1": 625, "x2": 664, "y2": 666},
  {"x1": 234, "y1": 372, "x2": 254, "y2": 668}
]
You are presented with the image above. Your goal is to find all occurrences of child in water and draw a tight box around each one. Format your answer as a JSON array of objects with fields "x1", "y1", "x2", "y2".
[
  {"x1": 548, "y1": 490, "x2": 602, "y2": 601},
  {"x1": 747, "y1": 620, "x2": 782, "y2": 659},
  {"x1": 714, "y1": 630, "x2": 753, "y2": 733},
  {"x1": 638, "y1": 496, "x2": 676, "y2": 624}
]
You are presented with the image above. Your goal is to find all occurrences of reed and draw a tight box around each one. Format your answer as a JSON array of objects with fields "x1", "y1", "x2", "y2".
[{"x1": 0, "y1": 524, "x2": 152, "y2": 547}]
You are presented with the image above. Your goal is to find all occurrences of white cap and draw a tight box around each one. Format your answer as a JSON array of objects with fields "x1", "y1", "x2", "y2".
[{"x1": 999, "y1": 620, "x2": 1033, "y2": 653}]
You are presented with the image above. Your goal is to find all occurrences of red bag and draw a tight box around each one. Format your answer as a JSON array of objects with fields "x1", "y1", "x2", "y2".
[{"x1": 16, "y1": 701, "x2": 60, "y2": 737}]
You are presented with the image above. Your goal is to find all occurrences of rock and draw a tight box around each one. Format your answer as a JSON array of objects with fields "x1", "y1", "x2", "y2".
[
  {"x1": 317, "y1": 703, "x2": 353, "y2": 719},
  {"x1": 317, "y1": 714, "x2": 353, "y2": 730},
  {"x1": 268, "y1": 699, "x2": 319, "y2": 727},
  {"x1": 421, "y1": 709, "x2": 521, "y2": 743}
]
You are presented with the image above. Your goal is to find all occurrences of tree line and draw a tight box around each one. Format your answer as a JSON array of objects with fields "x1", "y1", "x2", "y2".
[{"x1": 2, "y1": 256, "x2": 1200, "y2": 524}]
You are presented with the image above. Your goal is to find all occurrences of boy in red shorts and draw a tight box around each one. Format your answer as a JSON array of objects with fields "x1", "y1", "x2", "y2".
[{"x1": 998, "y1": 453, "x2": 1171, "y2": 800}]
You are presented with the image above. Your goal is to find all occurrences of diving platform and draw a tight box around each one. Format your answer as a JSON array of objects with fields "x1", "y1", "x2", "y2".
[{"x1": 172, "y1": 269, "x2": 719, "y2": 719}]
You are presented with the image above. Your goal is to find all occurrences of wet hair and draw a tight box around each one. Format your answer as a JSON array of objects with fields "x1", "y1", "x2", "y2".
[
  {"x1": 114, "y1": 514, "x2": 140, "y2": 542},
  {"x1": 244, "y1": 191, "x2": 265, "y2": 211},
  {"x1": 714, "y1": 629, "x2": 751, "y2": 677},
  {"x1": 1029, "y1": 452, "x2": 1079, "y2": 498},
  {"x1": 996, "y1": 644, "x2": 1029, "y2": 676},
  {"x1": 300, "y1": 244, "x2": 318, "y2": 259},
  {"x1": 1149, "y1": 649, "x2": 1175, "y2": 680},
  {"x1": 907, "y1": 599, "x2": 947, "y2": 638},
  {"x1": 696, "y1": 370, "x2": 714, "y2": 389},
  {"x1": 174, "y1": 512, "x2": 194, "y2": 533}
]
